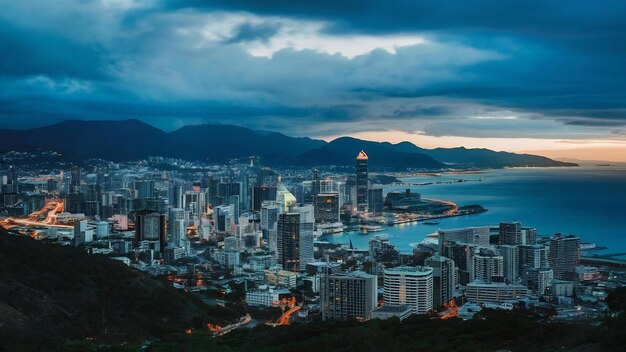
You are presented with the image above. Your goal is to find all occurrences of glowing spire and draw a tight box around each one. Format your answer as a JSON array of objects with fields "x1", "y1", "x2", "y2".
[{"x1": 356, "y1": 150, "x2": 368, "y2": 160}]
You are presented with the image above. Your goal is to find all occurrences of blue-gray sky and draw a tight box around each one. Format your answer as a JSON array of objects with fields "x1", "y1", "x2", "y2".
[{"x1": 1, "y1": 0, "x2": 626, "y2": 158}]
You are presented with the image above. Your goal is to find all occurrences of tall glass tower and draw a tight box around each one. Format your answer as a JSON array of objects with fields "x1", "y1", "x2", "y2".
[{"x1": 356, "y1": 150, "x2": 368, "y2": 212}]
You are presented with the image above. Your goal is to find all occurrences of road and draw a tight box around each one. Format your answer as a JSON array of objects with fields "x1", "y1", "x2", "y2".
[{"x1": 1, "y1": 199, "x2": 72, "y2": 229}]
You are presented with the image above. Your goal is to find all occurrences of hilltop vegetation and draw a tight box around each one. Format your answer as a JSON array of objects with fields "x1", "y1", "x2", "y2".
[{"x1": 0, "y1": 230, "x2": 240, "y2": 351}]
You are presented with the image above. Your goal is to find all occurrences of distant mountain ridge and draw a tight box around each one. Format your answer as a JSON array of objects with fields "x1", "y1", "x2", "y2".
[{"x1": 0, "y1": 119, "x2": 577, "y2": 169}]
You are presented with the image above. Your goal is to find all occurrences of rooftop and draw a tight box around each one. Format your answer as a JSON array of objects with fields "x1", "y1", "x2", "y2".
[{"x1": 356, "y1": 150, "x2": 368, "y2": 160}]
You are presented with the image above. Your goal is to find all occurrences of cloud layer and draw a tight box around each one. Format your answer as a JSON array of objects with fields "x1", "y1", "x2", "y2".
[{"x1": 1, "y1": 0, "x2": 625, "y2": 144}]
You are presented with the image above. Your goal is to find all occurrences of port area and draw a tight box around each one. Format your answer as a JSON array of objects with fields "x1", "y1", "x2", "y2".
[{"x1": 347, "y1": 198, "x2": 486, "y2": 234}]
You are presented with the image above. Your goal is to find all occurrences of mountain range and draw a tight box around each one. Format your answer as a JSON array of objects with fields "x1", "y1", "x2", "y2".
[{"x1": 0, "y1": 119, "x2": 577, "y2": 169}]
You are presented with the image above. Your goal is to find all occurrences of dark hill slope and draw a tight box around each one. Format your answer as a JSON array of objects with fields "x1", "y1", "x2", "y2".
[{"x1": 0, "y1": 230, "x2": 238, "y2": 350}]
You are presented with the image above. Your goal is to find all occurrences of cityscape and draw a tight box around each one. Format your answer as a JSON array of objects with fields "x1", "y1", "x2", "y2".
[{"x1": 1, "y1": 1, "x2": 626, "y2": 352}]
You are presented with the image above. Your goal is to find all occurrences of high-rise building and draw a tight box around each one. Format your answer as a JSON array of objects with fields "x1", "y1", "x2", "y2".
[
  {"x1": 499, "y1": 222, "x2": 522, "y2": 245},
  {"x1": 261, "y1": 201, "x2": 279, "y2": 252},
  {"x1": 367, "y1": 188, "x2": 384, "y2": 214},
  {"x1": 524, "y1": 267, "x2": 553, "y2": 294},
  {"x1": 168, "y1": 208, "x2": 187, "y2": 247},
  {"x1": 425, "y1": 255, "x2": 455, "y2": 308},
  {"x1": 548, "y1": 234, "x2": 580, "y2": 281},
  {"x1": 384, "y1": 266, "x2": 434, "y2": 315},
  {"x1": 135, "y1": 211, "x2": 166, "y2": 251},
  {"x1": 135, "y1": 179, "x2": 155, "y2": 199},
  {"x1": 441, "y1": 242, "x2": 475, "y2": 285},
  {"x1": 314, "y1": 192, "x2": 340, "y2": 223},
  {"x1": 518, "y1": 244, "x2": 549, "y2": 273},
  {"x1": 277, "y1": 212, "x2": 300, "y2": 272},
  {"x1": 252, "y1": 185, "x2": 277, "y2": 212},
  {"x1": 438, "y1": 226, "x2": 491, "y2": 253},
  {"x1": 295, "y1": 205, "x2": 315, "y2": 271},
  {"x1": 499, "y1": 245, "x2": 519, "y2": 284},
  {"x1": 355, "y1": 150, "x2": 368, "y2": 212},
  {"x1": 472, "y1": 247, "x2": 504, "y2": 283},
  {"x1": 321, "y1": 271, "x2": 378, "y2": 321}
]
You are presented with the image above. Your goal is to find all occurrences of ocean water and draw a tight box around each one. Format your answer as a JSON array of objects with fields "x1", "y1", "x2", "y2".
[{"x1": 320, "y1": 165, "x2": 626, "y2": 254}]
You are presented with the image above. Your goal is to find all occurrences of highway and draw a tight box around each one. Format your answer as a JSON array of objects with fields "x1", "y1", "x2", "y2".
[{"x1": 1, "y1": 199, "x2": 73, "y2": 229}]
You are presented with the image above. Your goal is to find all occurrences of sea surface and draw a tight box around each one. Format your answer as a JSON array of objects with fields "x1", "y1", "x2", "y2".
[{"x1": 320, "y1": 165, "x2": 626, "y2": 254}]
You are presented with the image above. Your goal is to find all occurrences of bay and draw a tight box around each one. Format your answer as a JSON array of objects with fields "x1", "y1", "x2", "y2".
[{"x1": 320, "y1": 165, "x2": 626, "y2": 254}]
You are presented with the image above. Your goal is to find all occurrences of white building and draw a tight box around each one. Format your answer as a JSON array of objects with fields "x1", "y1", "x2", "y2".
[
  {"x1": 465, "y1": 282, "x2": 529, "y2": 304},
  {"x1": 383, "y1": 266, "x2": 433, "y2": 315}
]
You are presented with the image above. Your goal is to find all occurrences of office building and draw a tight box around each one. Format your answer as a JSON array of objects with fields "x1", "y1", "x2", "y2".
[
  {"x1": 518, "y1": 244, "x2": 549, "y2": 273},
  {"x1": 499, "y1": 245, "x2": 519, "y2": 284},
  {"x1": 549, "y1": 234, "x2": 580, "y2": 281},
  {"x1": 524, "y1": 267, "x2": 553, "y2": 295},
  {"x1": 425, "y1": 255, "x2": 455, "y2": 308},
  {"x1": 499, "y1": 222, "x2": 522, "y2": 245},
  {"x1": 438, "y1": 226, "x2": 490, "y2": 253},
  {"x1": 465, "y1": 282, "x2": 529, "y2": 304},
  {"x1": 261, "y1": 201, "x2": 279, "y2": 253},
  {"x1": 472, "y1": 248, "x2": 504, "y2": 283},
  {"x1": 355, "y1": 150, "x2": 368, "y2": 212},
  {"x1": 135, "y1": 212, "x2": 166, "y2": 251},
  {"x1": 321, "y1": 271, "x2": 378, "y2": 321},
  {"x1": 277, "y1": 212, "x2": 301, "y2": 272},
  {"x1": 384, "y1": 266, "x2": 433, "y2": 315},
  {"x1": 367, "y1": 188, "x2": 384, "y2": 214},
  {"x1": 314, "y1": 192, "x2": 340, "y2": 223}
]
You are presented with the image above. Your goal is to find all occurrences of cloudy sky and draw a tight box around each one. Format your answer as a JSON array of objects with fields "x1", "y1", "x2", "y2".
[{"x1": 2, "y1": 0, "x2": 626, "y2": 161}]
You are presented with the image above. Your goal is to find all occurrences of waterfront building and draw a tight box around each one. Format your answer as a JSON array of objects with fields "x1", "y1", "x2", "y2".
[
  {"x1": 356, "y1": 150, "x2": 368, "y2": 212},
  {"x1": 321, "y1": 271, "x2": 378, "y2": 321},
  {"x1": 367, "y1": 188, "x2": 384, "y2": 214},
  {"x1": 499, "y1": 222, "x2": 522, "y2": 245},
  {"x1": 425, "y1": 255, "x2": 455, "y2": 308},
  {"x1": 438, "y1": 226, "x2": 490, "y2": 253},
  {"x1": 548, "y1": 234, "x2": 580, "y2": 281},
  {"x1": 384, "y1": 266, "x2": 434, "y2": 315}
]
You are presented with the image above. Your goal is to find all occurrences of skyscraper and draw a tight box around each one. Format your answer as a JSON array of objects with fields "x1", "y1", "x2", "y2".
[
  {"x1": 355, "y1": 150, "x2": 368, "y2": 212},
  {"x1": 135, "y1": 211, "x2": 166, "y2": 251},
  {"x1": 314, "y1": 192, "x2": 340, "y2": 223},
  {"x1": 321, "y1": 271, "x2": 378, "y2": 321},
  {"x1": 499, "y1": 221, "x2": 522, "y2": 245},
  {"x1": 261, "y1": 201, "x2": 279, "y2": 253},
  {"x1": 168, "y1": 208, "x2": 187, "y2": 247},
  {"x1": 277, "y1": 212, "x2": 300, "y2": 272},
  {"x1": 499, "y1": 245, "x2": 519, "y2": 284},
  {"x1": 384, "y1": 266, "x2": 434, "y2": 315},
  {"x1": 295, "y1": 205, "x2": 315, "y2": 271},
  {"x1": 549, "y1": 234, "x2": 580, "y2": 281},
  {"x1": 367, "y1": 188, "x2": 384, "y2": 214},
  {"x1": 472, "y1": 247, "x2": 504, "y2": 283},
  {"x1": 425, "y1": 255, "x2": 455, "y2": 308}
]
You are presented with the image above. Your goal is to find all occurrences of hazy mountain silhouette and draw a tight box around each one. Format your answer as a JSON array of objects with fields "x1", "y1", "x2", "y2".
[{"x1": 0, "y1": 119, "x2": 576, "y2": 168}]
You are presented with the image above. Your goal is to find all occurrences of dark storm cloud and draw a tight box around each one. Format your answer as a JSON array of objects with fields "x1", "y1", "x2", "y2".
[{"x1": 0, "y1": 0, "x2": 625, "y2": 140}]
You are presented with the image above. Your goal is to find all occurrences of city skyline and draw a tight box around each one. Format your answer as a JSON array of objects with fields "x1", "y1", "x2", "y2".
[{"x1": 1, "y1": 1, "x2": 626, "y2": 161}]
